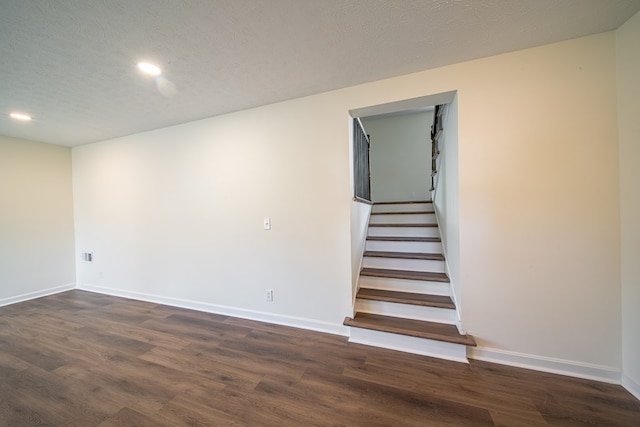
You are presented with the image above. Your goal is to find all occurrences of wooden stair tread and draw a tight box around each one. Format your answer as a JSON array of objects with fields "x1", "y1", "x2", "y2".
[
  {"x1": 373, "y1": 200, "x2": 432, "y2": 205},
  {"x1": 360, "y1": 268, "x2": 449, "y2": 282},
  {"x1": 366, "y1": 236, "x2": 441, "y2": 242},
  {"x1": 371, "y1": 211, "x2": 435, "y2": 215},
  {"x1": 357, "y1": 288, "x2": 454, "y2": 309},
  {"x1": 344, "y1": 313, "x2": 476, "y2": 346},
  {"x1": 369, "y1": 223, "x2": 438, "y2": 228},
  {"x1": 364, "y1": 251, "x2": 444, "y2": 261}
]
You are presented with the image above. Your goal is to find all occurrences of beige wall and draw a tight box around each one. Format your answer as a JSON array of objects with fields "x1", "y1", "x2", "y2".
[
  {"x1": 0, "y1": 136, "x2": 75, "y2": 304},
  {"x1": 617, "y1": 10, "x2": 640, "y2": 397},
  {"x1": 73, "y1": 31, "x2": 624, "y2": 376},
  {"x1": 456, "y1": 33, "x2": 621, "y2": 371}
]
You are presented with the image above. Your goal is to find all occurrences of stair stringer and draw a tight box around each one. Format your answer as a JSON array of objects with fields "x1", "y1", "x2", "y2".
[
  {"x1": 351, "y1": 200, "x2": 373, "y2": 308},
  {"x1": 431, "y1": 202, "x2": 465, "y2": 334}
]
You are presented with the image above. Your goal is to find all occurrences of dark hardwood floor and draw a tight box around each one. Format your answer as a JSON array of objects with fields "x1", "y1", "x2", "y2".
[{"x1": 0, "y1": 291, "x2": 638, "y2": 426}]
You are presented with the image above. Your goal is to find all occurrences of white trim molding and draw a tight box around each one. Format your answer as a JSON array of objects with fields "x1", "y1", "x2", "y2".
[
  {"x1": 76, "y1": 283, "x2": 349, "y2": 337},
  {"x1": 622, "y1": 374, "x2": 640, "y2": 401},
  {"x1": 431, "y1": 203, "x2": 464, "y2": 334},
  {"x1": 469, "y1": 346, "x2": 621, "y2": 384},
  {"x1": 348, "y1": 327, "x2": 469, "y2": 364},
  {"x1": 0, "y1": 283, "x2": 75, "y2": 308}
]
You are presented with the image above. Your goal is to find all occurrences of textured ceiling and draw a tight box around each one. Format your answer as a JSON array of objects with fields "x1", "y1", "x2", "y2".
[{"x1": 1, "y1": 0, "x2": 639, "y2": 147}]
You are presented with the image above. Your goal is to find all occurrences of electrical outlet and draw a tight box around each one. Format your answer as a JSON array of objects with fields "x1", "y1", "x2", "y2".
[
  {"x1": 263, "y1": 217, "x2": 271, "y2": 230},
  {"x1": 265, "y1": 289, "x2": 274, "y2": 302},
  {"x1": 82, "y1": 252, "x2": 93, "y2": 262}
]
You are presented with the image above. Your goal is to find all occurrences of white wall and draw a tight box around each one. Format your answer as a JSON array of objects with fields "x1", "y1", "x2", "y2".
[
  {"x1": 349, "y1": 116, "x2": 372, "y2": 304},
  {"x1": 73, "y1": 31, "x2": 624, "y2": 380},
  {"x1": 455, "y1": 33, "x2": 621, "y2": 377},
  {"x1": 0, "y1": 136, "x2": 75, "y2": 305},
  {"x1": 73, "y1": 98, "x2": 354, "y2": 334},
  {"x1": 616, "y1": 10, "x2": 640, "y2": 398},
  {"x1": 362, "y1": 111, "x2": 433, "y2": 202},
  {"x1": 433, "y1": 96, "x2": 461, "y2": 320}
]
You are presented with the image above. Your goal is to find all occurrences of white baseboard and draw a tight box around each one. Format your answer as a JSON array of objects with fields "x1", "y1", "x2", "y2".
[
  {"x1": 469, "y1": 346, "x2": 621, "y2": 384},
  {"x1": 76, "y1": 283, "x2": 349, "y2": 337},
  {"x1": 622, "y1": 374, "x2": 640, "y2": 400},
  {"x1": 0, "y1": 283, "x2": 75, "y2": 308}
]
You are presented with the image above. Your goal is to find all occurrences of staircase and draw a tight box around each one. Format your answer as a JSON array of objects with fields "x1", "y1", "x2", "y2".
[{"x1": 344, "y1": 200, "x2": 476, "y2": 363}]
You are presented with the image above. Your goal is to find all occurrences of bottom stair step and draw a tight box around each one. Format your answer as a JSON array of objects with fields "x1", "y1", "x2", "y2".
[{"x1": 344, "y1": 312, "x2": 476, "y2": 347}]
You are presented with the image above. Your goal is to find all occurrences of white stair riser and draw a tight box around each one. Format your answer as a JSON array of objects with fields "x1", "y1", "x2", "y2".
[
  {"x1": 348, "y1": 328, "x2": 468, "y2": 363},
  {"x1": 365, "y1": 240, "x2": 443, "y2": 253},
  {"x1": 369, "y1": 213, "x2": 436, "y2": 224},
  {"x1": 358, "y1": 277, "x2": 450, "y2": 296},
  {"x1": 362, "y1": 257, "x2": 446, "y2": 273},
  {"x1": 368, "y1": 226, "x2": 440, "y2": 238},
  {"x1": 355, "y1": 300, "x2": 457, "y2": 324},
  {"x1": 372, "y1": 203, "x2": 433, "y2": 213}
]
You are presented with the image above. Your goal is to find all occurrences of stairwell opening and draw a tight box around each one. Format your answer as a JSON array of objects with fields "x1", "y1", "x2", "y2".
[{"x1": 346, "y1": 91, "x2": 468, "y2": 362}]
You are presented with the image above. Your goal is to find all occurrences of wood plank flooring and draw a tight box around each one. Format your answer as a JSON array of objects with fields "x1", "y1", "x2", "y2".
[
  {"x1": 366, "y1": 236, "x2": 441, "y2": 242},
  {"x1": 370, "y1": 211, "x2": 435, "y2": 215},
  {"x1": 363, "y1": 251, "x2": 445, "y2": 261},
  {"x1": 344, "y1": 312, "x2": 476, "y2": 346},
  {"x1": 0, "y1": 291, "x2": 638, "y2": 426}
]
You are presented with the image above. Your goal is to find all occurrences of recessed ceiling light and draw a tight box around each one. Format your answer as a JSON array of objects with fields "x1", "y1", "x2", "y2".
[
  {"x1": 9, "y1": 112, "x2": 32, "y2": 121},
  {"x1": 137, "y1": 61, "x2": 162, "y2": 76}
]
